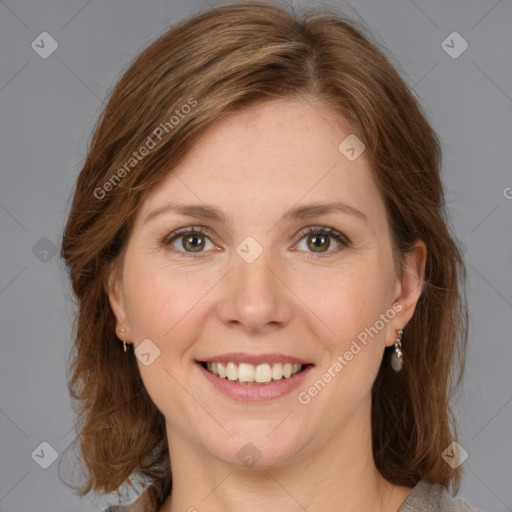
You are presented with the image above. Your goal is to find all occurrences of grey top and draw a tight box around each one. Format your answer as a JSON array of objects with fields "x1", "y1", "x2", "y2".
[
  {"x1": 104, "y1": 480, "x2": 480, "y2": 511},
  {"x1": 398, "y1": 481, "x2": 479, "y2": 511}
]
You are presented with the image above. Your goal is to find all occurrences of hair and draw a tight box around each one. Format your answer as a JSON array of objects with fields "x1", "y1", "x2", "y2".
[{"x1": 60, "y1": 0, "x2": 468, "y2": 507}]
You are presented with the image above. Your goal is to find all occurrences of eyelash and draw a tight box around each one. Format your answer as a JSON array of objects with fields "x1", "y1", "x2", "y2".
[{"x1": 161, "y1": 225, "x2": 351, "y2": 259}]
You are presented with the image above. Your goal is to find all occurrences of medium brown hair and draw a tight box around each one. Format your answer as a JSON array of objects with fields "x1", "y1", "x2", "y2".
[{"x1": 60, "y1": 0, "x2": 468, "y2": 505}]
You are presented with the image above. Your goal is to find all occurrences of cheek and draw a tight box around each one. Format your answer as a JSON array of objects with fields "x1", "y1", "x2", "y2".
[
  {"x1": 121, "y1": 259, "x2": 200, "y2": 414},
  {"x1": 302, "y1": 259, "x2": 392, "y2": 335},
  {"x1": 300, "y1": 258, "x2": 395, "y2": 398},
  {"x1": 122, "y1": 255, "x2": 218, "y2": 356},
  {"x1": 301, "y1": 269, "x2": 392, "y2": 414},
  {"x1": 122, "y1": 256, "x2": 183, "y2": 341}
]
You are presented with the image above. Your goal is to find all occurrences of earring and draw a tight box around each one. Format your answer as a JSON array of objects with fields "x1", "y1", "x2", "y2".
[
  {"x1": 391, "y1": 328, "x2": 404, "y2": 372},
  {"x1": 117, "y1": 328, "x2": 127, "y2": 352}
]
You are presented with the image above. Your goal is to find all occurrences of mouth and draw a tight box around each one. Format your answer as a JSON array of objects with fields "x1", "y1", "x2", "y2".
[{"x1": 198, "y1": 360, "x2": 311, "y2": 386}]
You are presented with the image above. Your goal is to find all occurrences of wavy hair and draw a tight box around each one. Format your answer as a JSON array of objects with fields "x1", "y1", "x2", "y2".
[{"x1": 60, "y1": 1, "x2": 468, "y2": 507}]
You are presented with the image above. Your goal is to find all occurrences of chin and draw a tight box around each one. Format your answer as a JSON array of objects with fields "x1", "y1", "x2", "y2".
[{"x1": 204, "y1": 422, "x2": 307, "y2": 469}]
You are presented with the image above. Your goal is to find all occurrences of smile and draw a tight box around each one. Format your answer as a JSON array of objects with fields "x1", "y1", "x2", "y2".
[
  {"x1": 196, "y1": 356, "x2": 314, "y2": 402},
  {"x1": 201, "y1": 361, "x2": 304, "y2": 385}
]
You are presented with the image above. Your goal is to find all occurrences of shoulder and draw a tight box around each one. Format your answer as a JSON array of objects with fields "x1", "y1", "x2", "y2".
[
  {"x1": 399, "y1": 480, "x2": 481, "y2": 512},
  {"x1": 102, "y1": 475, "x2": 173, "y2": 512},
  {"x1": 103, "y1": 486, "x2": 156, "y2": 512}
]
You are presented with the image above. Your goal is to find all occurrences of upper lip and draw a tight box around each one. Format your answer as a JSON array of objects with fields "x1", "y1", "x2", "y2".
[{"x1": 197, "y1": 353, "x2": 313, "y2": 366}]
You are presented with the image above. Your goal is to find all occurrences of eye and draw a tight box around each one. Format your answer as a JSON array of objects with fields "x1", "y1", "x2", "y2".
[
  {"x1": 161, "y1": 225, "x2": 351, "y2": 258},
  {"x1": 161, "y1": 226, "x2": 217, "y2": 257},
  {"x1": 293, "y1": 226, "x2": 351, "y2": 257}
]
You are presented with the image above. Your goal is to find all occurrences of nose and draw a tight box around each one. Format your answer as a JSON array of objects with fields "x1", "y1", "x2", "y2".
[{"x1": 216, "y1": 246, "x2": 292, "y2": 335}]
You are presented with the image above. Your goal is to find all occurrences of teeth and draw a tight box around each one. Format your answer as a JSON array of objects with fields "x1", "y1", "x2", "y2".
[
  {"x1": 255, "y1": 363, "x2": 271, "y2": 383},
  {"x1": 226, "y1": 362, "x2": 238, "y2": 381},
  {"x1": 272, "y1": 362, "x2": 283, "y2": 380},
  {"x1": 203, "y1": 361, "x2": 304, "y2": 384}
]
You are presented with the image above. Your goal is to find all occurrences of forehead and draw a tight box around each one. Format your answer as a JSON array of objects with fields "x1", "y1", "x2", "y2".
[{"x1": 136, "y1": 98, "x2": 386, "y2": 230}]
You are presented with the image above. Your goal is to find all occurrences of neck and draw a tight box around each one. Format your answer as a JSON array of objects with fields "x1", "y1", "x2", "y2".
[{"x1": 159, "y1": 403, "x2": 412, "y2": 512}]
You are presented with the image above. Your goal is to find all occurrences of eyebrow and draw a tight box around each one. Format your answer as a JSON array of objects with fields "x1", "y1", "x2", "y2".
[{"x1": 144, "y1": 201, "x2": 368, "y2": 225}]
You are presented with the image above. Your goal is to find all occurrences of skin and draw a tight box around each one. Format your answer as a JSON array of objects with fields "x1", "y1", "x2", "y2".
[{"x1": 108, "y1": 97, "x2": 426, "y2": 512}]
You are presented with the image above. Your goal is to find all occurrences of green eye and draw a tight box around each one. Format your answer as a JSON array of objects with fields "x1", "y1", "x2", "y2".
[
  {"x1": 294, "y1": 226, "x2": 351, "y2": 256},
  {"x1": 161, "y1": 225, "x2": 351, "y2": 258},
  {"x1": 162, "y1": 226, "x2": 215, "y2": 257}
]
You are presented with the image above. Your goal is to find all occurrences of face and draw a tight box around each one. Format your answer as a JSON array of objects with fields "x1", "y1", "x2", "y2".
[{"x1": 108, "y1": 97, "x2": 425, "y2": 469}]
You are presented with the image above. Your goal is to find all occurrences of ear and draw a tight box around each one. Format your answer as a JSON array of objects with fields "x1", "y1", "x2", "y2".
[
  {"x1": 106, "y1": 260, "x2": 132, "y2": 343},
  {"x1": 386, "y1": 239, "x2": 427, "y2": 347}
]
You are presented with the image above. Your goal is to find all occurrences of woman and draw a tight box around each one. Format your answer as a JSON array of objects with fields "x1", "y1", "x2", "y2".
[{"x1": 60, "y1": 2, "x2": 478, "y2": 511}]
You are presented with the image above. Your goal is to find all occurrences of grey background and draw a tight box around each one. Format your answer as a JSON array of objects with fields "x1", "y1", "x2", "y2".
[{"x1": 1, "y1": 0, "x2": 511, "y2": 511}]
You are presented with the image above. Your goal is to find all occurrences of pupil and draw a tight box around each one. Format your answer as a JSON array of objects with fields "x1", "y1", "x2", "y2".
[
  {"x1": 309, "y1": 234, "x2": 329, "y2": 252},
  {"x1": 185, "y1": 234, "x2": 204, "y2": 252}
]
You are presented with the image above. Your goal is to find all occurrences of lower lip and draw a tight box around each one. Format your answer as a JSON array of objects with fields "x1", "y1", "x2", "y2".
[{"x1": 197, "y1": 362, "x2": 314, "y2": 402}]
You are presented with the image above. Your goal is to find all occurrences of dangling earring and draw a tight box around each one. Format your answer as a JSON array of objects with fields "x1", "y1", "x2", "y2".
[
  {"x1": 391, "y1": 328, "x2": 404, "y2": 372},
  {"x1": 117, "y1": 328, "x2": 127, "y2": 352}
]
